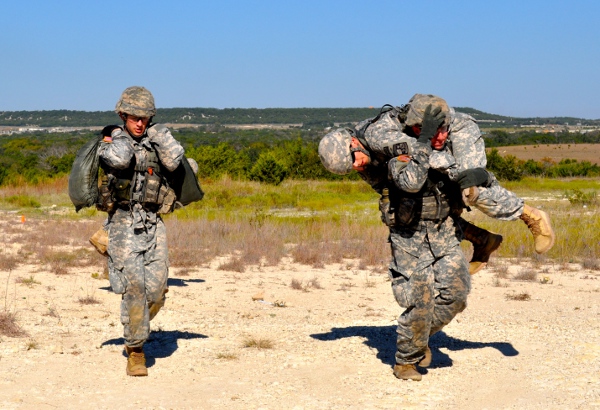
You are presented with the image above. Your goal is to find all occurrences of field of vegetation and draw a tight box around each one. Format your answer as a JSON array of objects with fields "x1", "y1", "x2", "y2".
[
  {"x1": 1, "y1": 174, "x2": 598, "y2": 274},
  {"x1": 0, "y1": 121, "x2": 599, "y2": 269}
]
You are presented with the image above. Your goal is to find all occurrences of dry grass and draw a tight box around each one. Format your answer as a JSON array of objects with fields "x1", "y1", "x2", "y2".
[
  {"x1": 243, "y1": 337, "x2": 274, "y2": 349},
  {"x1": 505, "y1": 292, "x2": 531, "y2": 301},
  {"x1": 0, "y1": 311, "x2": 28, "y2": 337},
  {"x1": 290, "y1": 277, "x2": 322, "y2": 292},
  {"x1": 1, "y1": 177, "x2": 599, "y2": 286},
  {"x1": 218, "y1": 257, "x2": 246, "y2": 273},
  {"x1": 15, "y1": 275, "x2": 40, "y2": 287},
  {"x1": 0, "y1": 253, "x2": 19, "y2": 272},
  {"x1": 290, "y1": 278, "x2": 303, "y2": 290},
  {"x1": 513, "y1": 268, "x2": 538, "y2": 282},
  {"x1": 26, "y1": 339, "x2": 39, "y2": 350},
  {"x1": 78, "y1": 296, "x2": 101, "y2": 305},
  {"x1": 582, "y1": 258, "x2": 600, "y2": 271},
  {"x1": 216, "y1": 352, "x2": 239, "y2": 360},
  {"x1": 491, "y1": 144, "x2": 600, "y2": 165}
]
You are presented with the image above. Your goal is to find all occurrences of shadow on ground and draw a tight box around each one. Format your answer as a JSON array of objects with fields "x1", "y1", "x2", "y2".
[
  {"x1": 99, "y1": 277, "x2": 204, "y2": 292},
  {"x1": 102, "y1": 330, "x2": 207, "y2": 368},
  {"x1": 311, "y1": 326, "x2": 519, "y2": 368},
  {"x1": 167, "y1": 277, "x2": 205, "y2": 287}
]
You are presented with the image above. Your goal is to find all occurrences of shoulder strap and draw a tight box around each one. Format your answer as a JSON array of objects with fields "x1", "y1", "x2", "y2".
[{"x1": 354, "y1": 104, "x2": 397, "y2": 148}]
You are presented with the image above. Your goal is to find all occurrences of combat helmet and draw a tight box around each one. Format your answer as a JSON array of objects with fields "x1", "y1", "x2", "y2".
[
  {"x1": 318, "y1": 128, "x2": 354, "y2": 175},
  {"x1": 115, "y1": 86, "x2": 156, "y2": 117},
  {"x1": 405, "y1": 94, "x2": 450, "y2": 128}
]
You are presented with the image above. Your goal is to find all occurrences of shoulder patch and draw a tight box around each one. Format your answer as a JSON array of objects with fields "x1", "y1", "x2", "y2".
[{"x1": 392, "y1": 142, "x2": 409, "y2": 156}]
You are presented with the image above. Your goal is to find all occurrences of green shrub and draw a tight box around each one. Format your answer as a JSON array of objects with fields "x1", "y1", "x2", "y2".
[
  {"x1": 4, "y1": 195, "x2": 41, "y2": 208},
  {"x1": 248, "y1": 152, "x2": 288, "y2": 185},
  {"x1": 564, "y1": 189, "x2": 597, "y2": 206}
]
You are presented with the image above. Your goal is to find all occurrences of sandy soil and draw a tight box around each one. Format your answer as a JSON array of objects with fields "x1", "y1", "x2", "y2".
[{"x1": 0, "y1": 214, "x2": 599, "y2": 410}]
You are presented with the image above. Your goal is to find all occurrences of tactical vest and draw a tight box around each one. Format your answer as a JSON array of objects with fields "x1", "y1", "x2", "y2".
[
  {"x1": 386, "y1": 169, "x2": 463, "y2": 226},
  {"x1": 354, "y1": 105, "x2": 461, "y2": 227},
  {"x1": 98, "y1": 138, "x2": 176, "y2": 214}
]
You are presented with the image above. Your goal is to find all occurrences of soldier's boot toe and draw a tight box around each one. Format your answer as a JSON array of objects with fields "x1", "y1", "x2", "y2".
[
  {"x1": 393, "y1": 364, "x2": 422, "y2": 381},
  {"x1": 125, "y1": 347, "x2": 148, "y2": 377}
]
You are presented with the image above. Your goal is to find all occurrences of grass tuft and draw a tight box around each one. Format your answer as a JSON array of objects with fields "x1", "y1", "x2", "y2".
[
  {"x1": 243, "y1": 337, "x2": 274, "y2": 349},
  {"x1": 513, "y1": 268, "x2": 538, "y2": 282},
  {"x1": 506, "y1": 292, "x2": 531, "y2": 301},
  {"x1": 78, "y1": 296, "x2": 101, "y2": 305},
  {"x1": 15, "y1": 275, "x2": 41, "y2": 287},
  {"x1": 0, "y1": 311, "x2": 28, "y2": 337}
]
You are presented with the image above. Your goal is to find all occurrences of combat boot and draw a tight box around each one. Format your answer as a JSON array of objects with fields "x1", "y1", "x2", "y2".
[
  {"x1": 461, "y1": 219, "x2": 503, "y2": 274},
  {"x1": 89, "y1": 228, "x2": 108, "y2": 256},
  {"x1": 125, "y1": 346, "x2": 148, "y2": 377},
  {"x1": 520, "y1": 204, "x2": 555, "y2": 254},
  {"x1": 418, "y1": 346, "x2": 432, "y2": 368},
  {"x1": 393, "y1": 364, "x2": 422, "y2": 381}
]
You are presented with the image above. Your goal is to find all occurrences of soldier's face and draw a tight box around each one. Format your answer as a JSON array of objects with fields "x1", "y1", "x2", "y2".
[
  {"x1": 431, "y1": 126, "x2": 449, "y2": 150},
  {"x1": 124, "y1": 115, "x2": 150, "y2": 137},
  {"x1": 350, "y1": 137, "x2": 370, "y2": 171}
]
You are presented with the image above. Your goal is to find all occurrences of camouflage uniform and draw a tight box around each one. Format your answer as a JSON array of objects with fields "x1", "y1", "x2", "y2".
[
  {"x1": 444, "y1": 108, "x2": 524, "y2": 220},
  {"x1": 360, "y1": 106, "x2": 525, "y2": 221},
  {"x1": 381, "y1": 142, "x2": 470, "y2": 365},
  {"x1": 99, "y1": 124, "x2": 184, "y2": 348}
]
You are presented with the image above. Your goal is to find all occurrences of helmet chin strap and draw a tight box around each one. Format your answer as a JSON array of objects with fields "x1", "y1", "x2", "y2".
[{"x1": 350, "y1": 145, "x2": 371, "y2": 161}]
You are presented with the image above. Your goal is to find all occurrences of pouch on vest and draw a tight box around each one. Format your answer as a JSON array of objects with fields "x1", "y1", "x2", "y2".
[
  {"x1": 141, "y1": 171, "x2": 162, "y2": 204},
  {"x1": 379, "y1": 188, "x2": 397, "y2": 227},
  {"x1": 96, "y1": 175, "x2": 116, "y2": 213}
]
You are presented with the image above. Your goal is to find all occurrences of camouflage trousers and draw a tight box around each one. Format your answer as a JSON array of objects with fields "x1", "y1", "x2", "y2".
[
  {"x1": 389, "y1": 236, "x2": 470, "y2": 365},
  {"x1": 107, "y1": 208, "x2": 169, "y2": 348},
  {"x1": 472, "y1": 175, "x2": 524, "y2": 220}
]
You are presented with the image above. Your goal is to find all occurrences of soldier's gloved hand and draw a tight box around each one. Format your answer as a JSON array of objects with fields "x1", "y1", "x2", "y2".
[
  {"x1": 101, "y1": 125, "x2": 122, "y2": 143},
  {"x1": 456, "y1": 168, "x2": 490, "y2": 189},
  {"x1": 101, "y1": 125, "x2": 121, "y2": 137},
  {"x1": 417, "y1": 104, "x2": 446, "y2": 145}
]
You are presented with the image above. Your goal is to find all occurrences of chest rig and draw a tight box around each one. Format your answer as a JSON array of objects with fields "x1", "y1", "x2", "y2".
[
  {"x1": 97, "y1": 136, "x2": 176, "y2": 214},
  {"x1": 353, "y1": 105, "x2": 461, "y2": 227}
]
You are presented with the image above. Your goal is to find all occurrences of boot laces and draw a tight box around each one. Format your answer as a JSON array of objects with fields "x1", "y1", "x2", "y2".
[{"x1": 129, "y1": 352, "x2": 145, "y2": 366}]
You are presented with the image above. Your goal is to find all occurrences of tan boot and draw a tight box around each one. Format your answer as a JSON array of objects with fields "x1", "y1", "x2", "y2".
[
  {"x1": 125, "y1": 346, "x2": 148, "y2": 377},
  {"x1": 520, "y1": 204, "x2": 555, "y2": 254},
  {"x1": 418, "y1": 346, "x2": 432, "y2": 368},
  {"x1": 89, "y1": 228, "x2": 109, "y2": 257},
  {"x1": 460, "y1": 218, "x2": 503, "y2": 274},
  {"x1": 393, "y1": 364, "x2": 422, "y2": 381}
]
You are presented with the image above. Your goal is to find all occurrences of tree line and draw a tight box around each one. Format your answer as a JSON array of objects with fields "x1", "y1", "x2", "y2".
[
  {"x1": 0, "y1": 127, "x2": 598, "y2": 187},
  {"x1": 2, "y1": 107, "x2": 599, "y2": 128}
]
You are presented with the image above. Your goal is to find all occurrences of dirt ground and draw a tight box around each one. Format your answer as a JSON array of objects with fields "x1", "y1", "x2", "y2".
[
  {"x1": 0, "y1": 214, "x2": 599, "y2": 410},
  {"x1": 489, "y1": 143, "x2": 600, "y2": 165}
]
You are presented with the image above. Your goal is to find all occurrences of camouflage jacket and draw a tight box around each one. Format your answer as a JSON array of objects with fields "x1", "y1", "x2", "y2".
[
  {"x1": 98, "y1": 124, "x2": 184, "y2": 227},
  {"x1": 356, "y1": 107, "x2": 486, "y2": 182}
]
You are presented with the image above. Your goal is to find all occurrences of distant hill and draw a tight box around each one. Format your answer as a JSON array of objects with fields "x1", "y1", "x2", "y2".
[
  {"x1": 0, "y1": 107, "x2": 598, "y2": 128},
  {"x1": 453, "y1": 107, "x2": 599, "y2": 127}
]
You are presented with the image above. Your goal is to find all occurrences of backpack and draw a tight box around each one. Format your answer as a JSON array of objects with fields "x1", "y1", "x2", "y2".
[{"x1": 68, "y1": 135, "x2": 102, "y2": 212}]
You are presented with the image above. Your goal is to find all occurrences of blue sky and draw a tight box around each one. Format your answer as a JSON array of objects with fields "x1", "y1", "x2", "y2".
[{"x1": 1, "y1": 0, "x2": 598, "y2": 118}]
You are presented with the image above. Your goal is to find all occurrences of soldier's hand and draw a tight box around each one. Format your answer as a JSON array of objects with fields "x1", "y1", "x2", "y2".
[
  {"x1": 417, "y1": 104, "x2": 446, "y2": 145},
  {"x1": 101, "y1": 125, "x2": 122, "y2": 143},
  {"x1": 456, "y1": 168, "x2": 490, "y2": 189}
]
